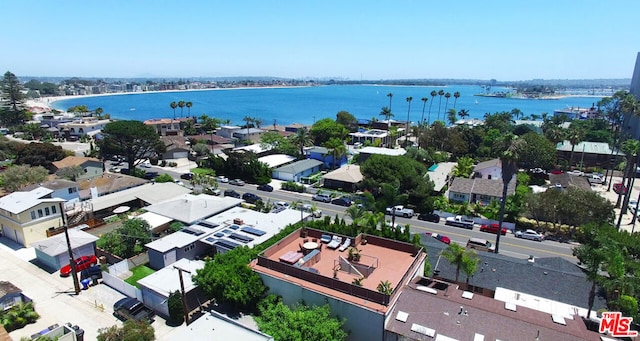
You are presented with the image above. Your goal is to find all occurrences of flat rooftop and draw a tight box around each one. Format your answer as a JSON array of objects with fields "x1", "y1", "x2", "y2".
[{"x1": 252, "y1": 228, "x2": 425, "y2": 313}]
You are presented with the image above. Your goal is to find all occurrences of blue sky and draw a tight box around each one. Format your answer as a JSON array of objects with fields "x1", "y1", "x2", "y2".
[{"x1": 1, "y1": 0, "x2": 638, "y2": 80}]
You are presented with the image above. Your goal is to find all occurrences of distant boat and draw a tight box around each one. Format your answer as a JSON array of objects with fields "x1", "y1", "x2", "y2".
[
  {"x1": 475, "y1": 100, "x2": 478, "y2": 105},
  {"x1": 130, "y1": 108, "x2": 136, "y2": 111}
]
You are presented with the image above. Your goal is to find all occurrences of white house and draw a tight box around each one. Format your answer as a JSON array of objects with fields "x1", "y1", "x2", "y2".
[
  {"x1": 31, "y1": 229, "x2": 98, "y2": 271},
  {"x1": 473, "y1": 158, "x2": 502, "y2": 180}
]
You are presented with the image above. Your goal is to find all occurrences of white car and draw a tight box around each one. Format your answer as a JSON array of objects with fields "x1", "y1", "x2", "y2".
[
  {"x1": 515, "y1": 229, "x2": 544, "y2": 242},
  {"x1": 217, "y1": 176, "x2": 229, "y2": 183},
  {"x1": 301, "y1": 204, "x2": 322, "y2": 218},
  {"x1": 275, "y1": 201, "x2": 290, "y2": 209},
  {"x1": 566, "y1": 170, "x2": 584, "y2": 176}
]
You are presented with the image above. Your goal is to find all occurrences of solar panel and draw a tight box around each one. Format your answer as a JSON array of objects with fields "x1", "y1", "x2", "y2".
[
  {"x1": 229, "y1": 224, "x2": 240, "y2": 230},
  {"x1": 240, "y1": 226, "x2": 266, "y2": 236},
  {"x1": 229, "y1": 233, "x2": 254, "y2": 243},
  {"x1": 198, "y1": 221, "x2": 219, "y2": 229},
  {"x1": 205, "y1": 237, "x2": 216, "y2": 243},
  {"x1": 214, "y1": 240, "x2": 240, "y2": 250},
  {"x1": 222, "y1": 229, "x2": 232, "y2": 234},
  {"x1": 182, "y1": 227, "x2": 205, "y2": 236},
  {"x1": 214, "y1": 232, "x2": 224, "y2": 238}
]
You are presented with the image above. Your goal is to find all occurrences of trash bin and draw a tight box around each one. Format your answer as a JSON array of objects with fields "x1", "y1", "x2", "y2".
[
  {"x1": 80, "y1": 278, "x2": 91, "y2": 290},
  {"x1": 74, "y1": 327, "x2": 84, "y2": 341}
]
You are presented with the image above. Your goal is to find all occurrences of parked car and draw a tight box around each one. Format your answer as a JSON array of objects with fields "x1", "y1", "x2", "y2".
[
  {"x1": 274, "y1": 201, "x2": 290, "y2": 209},
  {"x1": 312, "y1": 193, "x2": 332, "y2": 203},
  {"x1": 629, "y1": 199, "x2": 638, "y2": 212},
  {"x1": 242, "y1": 192, "x2": 262, "y2": 204},
  {"x1": 426, "y1": 232, "x2": 450, "y2": 244},
  {"x1": 566, "y1": 170, "x2": 584, "y2": 176},
  {"x1": 257, "y1": 184, "x2": 273, "y2": 192},
  {"x1": 229, "y1": 179, "x2": 246, "y2": 186},
  {"x1": 331, "y1": 197, "x2": 353, "y2": 207},
  {"x1": 515, "y1": 229, "x2": 544, "y2": 241},
  {"x1": 301, "y1": 204, "x2": 322, "y2": 218},
  {"x1": 60, "y1": 255, "x2": 98, "y2": 277},
  {"x1": 549, "y1": 169, "x2": 564, "y2": 175},
  {"x1": 417, "y1": 212, "x2": 440, "y2": 223},
  {"x1": 224, "y1": 189, "x2": 241, "y2": 198},
  {"x1": 385, "y1": 205, "x2": 414, "y2": 218},
  {"x1": 217, "y1": 176, "x2": 229, "y2": 183},
  {"x1": 180, "y1": 172, "x2": 194, "y2": 180},
  {"x1": 613, "y1": 183, "x2": 628, "y2": 194},
  {"x1": 479, "y1": 223, "x2": 507, "y2": 235},
  {"x1": 144, "y1": 171, "x2": 159, "y2": 180},
  {"x1": 109, "y1": 167, "x2": 121, "y2": 173},
  {"x1": 113, "y1": 298, "x2": 155, "y2": 323},
  {"x1": 587, "y1": 174, "x2": 605, "y2": 184},
  {"x1": 466, "y1": 238, "x2": 495, "y2": 253}
]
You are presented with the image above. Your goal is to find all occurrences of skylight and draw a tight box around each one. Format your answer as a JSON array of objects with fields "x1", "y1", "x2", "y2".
[
  {"x1": 462, "y1": 291, "x2": 474, "y2": 300},
  {"x1": 396, "y1": 311, "x2": 408, "y2": 322},
  {"x1": 411, "y1": 323, "x2": 435, "y2": 337}
]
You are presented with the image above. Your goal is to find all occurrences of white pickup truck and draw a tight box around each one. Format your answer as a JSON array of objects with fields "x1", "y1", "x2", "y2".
[
  {"x1": 385, "y1": 205, "x2": 415, "y2": 218},
  {"x1": 445, "y1": 215, "x2": 475, "y2": 229}
]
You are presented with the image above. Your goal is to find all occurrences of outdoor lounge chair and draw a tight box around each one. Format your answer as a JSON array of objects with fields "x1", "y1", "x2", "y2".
[
  {"x1": 328, "y1": 236, "x2": 342, "y2": 249},
  {"x1": 321, "y1": 234, "x2": 332, "y2": 243},
  {"x1": 338, "y1": 238, "x2": 351, "y2": 252}
]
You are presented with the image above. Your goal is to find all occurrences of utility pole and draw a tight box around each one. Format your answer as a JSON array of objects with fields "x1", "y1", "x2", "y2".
[
  {"x1": 174, "y1": 266, "x2": 192, "y2": 325},
  {"x1": 60, "y1": 202, "x2": 81, "y2": 295}
]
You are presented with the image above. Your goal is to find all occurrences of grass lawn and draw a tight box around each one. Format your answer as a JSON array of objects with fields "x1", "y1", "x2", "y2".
[
  {"x1": 124, "y1": 265, "x2": 155, "y2": 288},
  {"x1": 191, "y1": 168, "x2": 216, "y2": 176}
]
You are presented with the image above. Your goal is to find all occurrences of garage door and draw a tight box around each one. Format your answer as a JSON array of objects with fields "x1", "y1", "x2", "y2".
[{"x1": 172, "y1": 151, "x2": 189, "y2": 159}]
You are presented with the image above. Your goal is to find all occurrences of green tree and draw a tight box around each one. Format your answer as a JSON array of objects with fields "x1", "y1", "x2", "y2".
[
  {"x1": 98, "y1": 120, "x2": 165, "y2": 170},
  {"x1": 443, "y1": 92, "x2": 451, "y2": 113},
  {"x1": 440, "y1": 243, "x2": 478, "y2": 283},
  {"x1": 518, "y1": 132, "x2": 557, "y2": 170},
  {"x1": 255, "y1": 295, "x2": 347, "y2": 341},
  {"x1": 323, "y1": 137, "x2": 347, "y2": 169},
  {"x1": 178, "y1": 100, "x2": 185, "y2": 118},
  {"x1": 437, "y1": 89, "x2": 445, "y2": 121},
  {"x1": 96, "y1": 218, "x2": 152, "y2": 258},
  {"x1": 1, "y1": 71, "x2": 25, "y2": 124},
  {"x1": 566, "y1": 126, "x2": 586, "y2": 168},
  {"x1": 186, "y1": 101, "x2": 192, "y2": 116},
  {"x1": 377, "y1": 280, "x2": 394, "y2": 295},
  {"x1": 0, "y1": 165, "x2": 48, "y2": 191},
  {"x1": 193, "y1": 246, "x2": 266, "y2": 309},
  {"x1": 379, "y1": 106, "x2": 393, "y2": 131},
  {"x1": 154, "y1": 173, "x2": 174, "y2": 183},
  {"x1": 290, "y1": 127, "x2": 313, "y2": 157},
  {"x1": 167, "y1": 290, "x2": 184, "y2": 325},
  {"x1": 14, "y1": 142, "x2": 66, "y2": 168},
  {"x1": 452, "y1": 156, "x2": 474, "y2": 178},
  {"x1": 336, "y1": 111, "x2": 358, "y2": 132},
  {"x1": 447, "y1": 109, "x2": 457, "y2": 126},
  {"x1": 453, "y1": 91, "x2": 460, "y2": 109},
  {"x1": 199, "y1": 114, "x2": 221, "y2": 133},
  {"x1": 170, "y1": 101, "x2": 177, "y2": 120},
  {"x1": 495, "y1": 134, "x2": 525, "y2": 253},
  {"x1": 428, "y1": 90, "x2": 437, "y2": 124},
  {"x1": 404, "y1": 97, "x2": 413, "y2": 146},
  {"x1": 309, "y1": 118, "x2": 348, "y2": 146},
  {"x1": 55, "y1": 165, "x2": 84, "y2": 181},
  {"x1": 0, "y1": 301, "x2": 39, "y2": 332},
  {"x1": 97, "y1": 320, "x2": 154, "y2": 341}
]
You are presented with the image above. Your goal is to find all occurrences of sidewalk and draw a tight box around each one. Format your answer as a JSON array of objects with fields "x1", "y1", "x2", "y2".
[{"x1": 592, "y1": 176, "x2": 640, "y2": 233}]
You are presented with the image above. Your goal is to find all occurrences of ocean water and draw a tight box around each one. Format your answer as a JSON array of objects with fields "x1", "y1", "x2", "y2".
[{"x1": 51, "y1": 85, "x2": 603, "y2": 126}]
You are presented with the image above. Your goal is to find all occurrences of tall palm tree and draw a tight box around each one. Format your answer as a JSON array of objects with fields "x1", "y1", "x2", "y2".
[
  {"x1": 243, "y1": 115, "x2": 254, "y2": 143},
  {"x1": 324, "y1": 137, "x2": 347, "y2": 169},
  {"x1": 178, "y1": 100, "x2": 186, "y2": 117},
  {"x1": 567, "y1": 126, "x2": 586, "y2": 168},
  {"x1": 419, "y1": 97, "x2": 428, "y2": 149},
  {"x1": 405, "y1": 97, "x2": 413, "y2": 146},
  {"x1": 427, "y1": 90, "x2": 437, "y2": 125},
  {"x1": 440, "y1": 243, "x2": 477, "y2": 283},
  {"x1": 170, "y1": 101, "x2": 178, "y2": 120},
  {"x1": 616, "y1": 140, "x2": 640, "y2": 225},
  {"x1": 453, "y1": 91, "x2": 460, "y2": 109},
  {"x1": 292, "y1": 126, "x2": 313, "y2": 157},
  {"x1": 186, "y1": 101, "x2": 192, "y2": 117},
  {"x1": 443, "y1": 92, "x2": 452, "y2": 113},
  {"x1": 387, "y1": 92, "x2": 393, "y2": 113},
  {"x1": 447, "y1": 109, "x2": 457, "y2": 126},
  {"x1": 437, "y1": 90, "x2": 445, "y2": 121},
  {"x1": 495, "y1": 134, "x2": 525, "y2": 253},
  {"x1": 458, "y1": 109, "x2": 470, "y2": 120}
]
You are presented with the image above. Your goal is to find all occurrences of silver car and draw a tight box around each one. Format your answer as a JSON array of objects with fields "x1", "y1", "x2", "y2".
[{"x1": 515, "y1": 229, "x2": 544, "y2": 242}]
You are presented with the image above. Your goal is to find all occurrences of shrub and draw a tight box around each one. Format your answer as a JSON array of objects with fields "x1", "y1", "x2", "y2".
[{"x1": 281, "y1": 181, "x2": 305, "y2": 193}]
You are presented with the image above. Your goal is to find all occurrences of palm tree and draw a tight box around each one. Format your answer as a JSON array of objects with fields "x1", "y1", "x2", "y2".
[
  {"x1": 376, "y1": 280, "x2": 394, "y2": 295},
  {"x1": 440, "y1": 243, "x2": 478, "y2": 283},
  {"x1": 170, "y1": 101, "x2": 178, "y2": 120},
  {"x1": 324, "y1": 137, "x2": 347, "y2": 169},
  {"x1": 567, "y1": 126, "x2": 586, "y2": 168},
  {"x1": 495, "y1": 134, "x2": 525, "y2": 253},
  {"x1": 243, "y1": 116, "x2": 254, "y2": 142},
  {"x1": 292, "y1": 127, "x2": 313, "y2": 157},
  {"x1": 453, "y1": 91, "x2": 460, "y2": 109},
  {"x1": 616, "y1": 140, "x2": 640, "y2": 224},
  {"x1": 186, "y1": 101, "x2": 192, "y2": 117},
  {"x1": 428, "y1": 90, "x2": 437, "y2": 124},
  {"x1": 387, "y1": 92, "x2": 393, "y2": 113},
  {"x1": 178, "y1": 100, "x2": 186, "y2": 117},
  {"x1": 346, "y1": 204, "x2": 366, "y2": 227},
  {"x1": 437, "y1": 90, "x2": 445, "y2": 121},
  {"x1": 443, "y1": 92, "x2": 451, "y2": 113},
  {"x1": 447, "y1": 109, "x2": 457, "y2": 126},
  {"x1": 419, "y1": 97, "x2": 428, "y2": 149},
  {"x1": 405, "y1": 97, "x2": 413, "y2": 146},
  {"x1": 458, "y1": 109, "x2": 470, "y2": 120},
  {"x1": 544, "y1": 124, "x2": 566, "y2": 146}
]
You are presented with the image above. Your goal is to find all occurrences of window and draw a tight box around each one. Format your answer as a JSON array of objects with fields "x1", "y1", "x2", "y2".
[
  {"x1": 37, "y1": 209, "x2": 43, "y2": 218},
  {"x1": 51, "y1": 205, "x2": 57, "y2": 214},
  {"x1": 31, "y1": 211, "x2": 36, "y2": 220},
  {"x1": 45, "y1": 207, "x2": 50, "y2": 216},
  {"x1": 184, "y1": 243, "x2": 195, "y2": 252},
  {"x1": 68, "y1": 187, "x2": 77, "y2": 194}
]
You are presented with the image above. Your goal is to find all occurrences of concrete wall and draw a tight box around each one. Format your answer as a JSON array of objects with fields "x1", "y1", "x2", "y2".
[
  {"x1": 1, "y1": 213, "x2": 63, "y2": 247},
  {"x1": 259, "y1": 273, "x2": 386, "y2": 341}
]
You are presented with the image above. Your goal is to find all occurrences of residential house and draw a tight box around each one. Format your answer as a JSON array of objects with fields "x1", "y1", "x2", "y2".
[
  {"x1": 0, "y1": 281, "x2": 31, "y2": 311},
  {"x1": 22, "y1": 179, "x2": 80, "y2": 203},
  {"x1": 77, "y1": 173, "x2": 148, "y2": 201},
  {"x1": 321, "y1": 165, "x2": 363, "y2": 192},
  {"x1": 0, "y1": 187, "x2": 65, "y2": 246},
  {"x1": 473, "y1": 158, "x2": 502, "y2": 180},
  {"x1": 31, "y1": 229, "x2": 98, "y2": 271},
  {"x1": 51, "y1": 156, "x2": 104, "y2": 181},
  {"x1": 306, "y1": 146, "x2": 347, "y2": 169},
  {"x1": 143, "y1": 193, "x2": 243, "y2": 226},
  {"x1": 138, "y1": 259, "x2": 209, "y2": 319},
  {"x1": 284, "y1": 123, "x2": 306, "y2": 133},
  {"x1": 143, "y1": 118, "x2": 181, "y2": 136},
  {"x1": 57, "y1": 118, "x2": 110, "y2": 138},
  {"x1": 357, "y1": 146, "x2": 406, "y2": 164},
  {"x1": 556, "y1": 140, "x2": 624, "y2": 168},
  {"x1": 257, "y1": 154, "x2": 297, "y2": 169},
  {"x1": 233, "y1": 127, "x2": 266, "y2": 144},
  {"x1": 272, "y1": 159, "x2": 323, "y2": 182},
  {"x1": 251, "y1": 228, "x2": 426, "y2": 340},
  {"x1": 349, "y1": 129, "x2": 390, "y2": 148},
  {"x1": 159, "y1": 136, "x2": 191, "y2": 160},
  {"x1": 169, "y1": 310, "x2": 273, "y2": 340},
  {"x1": 217, "y1": 125, "x2": 242, "y2": 139},
  {"x1": 549, "y1": 173, "x2": 592, "y2": 190},
  {"x1": 448, "y1": 177, "x2": 516, "y2": 205}
]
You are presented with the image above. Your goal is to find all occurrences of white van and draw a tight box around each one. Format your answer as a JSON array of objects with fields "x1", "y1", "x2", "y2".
[
  {"x1": 587, "y1": 174, "x2": 604, "y2": 184},
  {"x1": 466, "y1": 238, "x2": 496, "y2": 253}
]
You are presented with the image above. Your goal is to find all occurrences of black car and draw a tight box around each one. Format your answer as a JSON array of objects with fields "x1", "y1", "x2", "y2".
[
  {"x1": 257, "y1": 184, "x2": 273, "y2": 192},
  {"x1": 331, "y1": 197, "x2": 353, "y2": 207},
  {"x1": 242, "y1": 192, "x2": 262, "y2": 204},
  {"x1": 180, "y1": 173, "x2": 194, "y2": 180},
  {"x1": 113, "y1": 298, "x2": 155, "y2": 323},
  {"x1": 144, "y1": 172, "x2": 159, "y2": 180},
  {"x1": 417, "y1": 213, "x2": 440, "y2": 223},
  {"x1": 224, "y1": 189, "x2": 241, "y2": 198}
]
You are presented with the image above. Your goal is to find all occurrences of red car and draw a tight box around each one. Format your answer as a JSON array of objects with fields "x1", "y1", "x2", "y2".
[
  {"x1": 613, "y1": 183, "x2": 628, "y2": 195},
  {"x1": 60, "y1": 255, "x2": 97, "y2": 277},
  {"x1": 426, "y1": 232, "x2": 451, "y2": 245},
  {"x1": 480, "y1": 223, "x2": 507, "y2": 235}
]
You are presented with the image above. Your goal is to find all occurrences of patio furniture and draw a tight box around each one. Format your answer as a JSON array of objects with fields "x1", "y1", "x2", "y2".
[
  {"x1": 327, "y1": 236, "x2": 343, "y2": 249},
  {"x1": 338, "y1": 238, "x2": 352, "y2": 252},
  {"x1": 303, "y1": 241, "x2": 319, "y2": 251},
  {"x1": 321, "y1": 234, "x2": 332, "y2": 243},
  {"x1": 279, "y1": 251, "x2": 304, "y2": 264}
]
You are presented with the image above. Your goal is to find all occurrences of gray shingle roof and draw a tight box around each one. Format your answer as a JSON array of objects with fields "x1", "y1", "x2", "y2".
[
  {"x1": 449, "y1": 177, "x2": 516, "y2": 198},
  {"x1": 273, "y1": 159, "x2": 323, "y2": 174}
]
